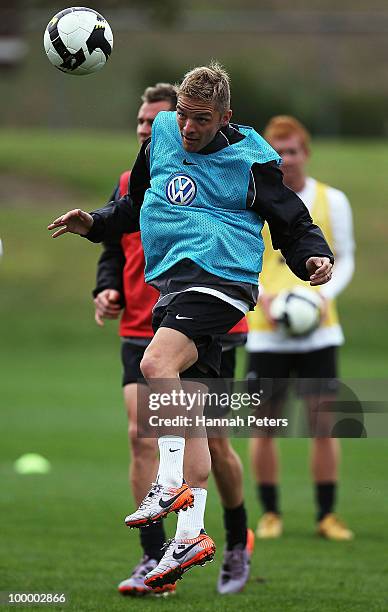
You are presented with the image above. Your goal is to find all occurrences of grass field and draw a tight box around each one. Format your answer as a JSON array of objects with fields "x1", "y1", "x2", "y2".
[{"x1": 1, "y1": 131, "x2": 388, "y2": 611}]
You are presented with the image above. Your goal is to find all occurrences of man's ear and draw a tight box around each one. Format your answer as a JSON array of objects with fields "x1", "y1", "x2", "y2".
[{"x1": 221, "y1": 109, "x2": 232, "y2": 126}]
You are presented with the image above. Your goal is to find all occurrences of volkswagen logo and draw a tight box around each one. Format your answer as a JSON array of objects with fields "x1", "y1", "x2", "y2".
[{"x1": 166, "y1": 173, "x2": 197, "y2": 206}]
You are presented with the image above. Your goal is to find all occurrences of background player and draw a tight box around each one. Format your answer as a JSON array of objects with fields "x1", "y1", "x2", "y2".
[
  {"x1": 93, "y1": 82, "x2": 253, "y2": 595},
  {"x1": 247, "y1": 115, "x2": 355, "y2": 541}
]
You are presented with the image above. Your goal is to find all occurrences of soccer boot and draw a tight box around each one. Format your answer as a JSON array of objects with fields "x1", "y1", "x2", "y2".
[
  {"x1": 256, "y1": 512, "x2": 283, "y2": 539},
  {"x1": 217, "y1": 528, "x2": 255, "y2": 595},
  {"x1": 118, "y1": 555, "x2": 176, "y2": 597},
  {"x1": 125, "y1": 481, "x2": 194, "y2": 528},
  {"x1": 144, "y1": 530, "x2": 216, "y2": 589},
  {"x1": 317, "y1": 514, "x2": 354, "y2": 541}
]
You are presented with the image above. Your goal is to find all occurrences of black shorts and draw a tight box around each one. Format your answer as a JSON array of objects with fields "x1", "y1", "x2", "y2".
[
  {"x1": 121, "y1": 341, "x2": 147, "y2": 386},
  {"x1": 220, "y1": 346, "x2": 237, "y2": 379},
  {"x1": 152, "y1": 292, "x2": 243, "y2": 377},
  {"x1": 247, "y1": 346, "x2": 338, "y2": 397}
]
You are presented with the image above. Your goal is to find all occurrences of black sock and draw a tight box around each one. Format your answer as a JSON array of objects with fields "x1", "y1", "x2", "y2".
[
  {"x1": 139, "y1": 520, "x2": 166, "y2": 561},
  {"x1": 258, "y1": 483, "x2": 280, "y2": 514},
  {"x1": 315, "y1": 482, "x2": 336, "y2": 522},
  {"x1": 223, "y1": 503, "x2": 247, "y2": 549}
]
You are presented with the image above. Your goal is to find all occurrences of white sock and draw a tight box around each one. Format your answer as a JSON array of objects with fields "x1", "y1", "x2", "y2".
[
  {"x1": 157, "y1": 436, "x2": 185, "y2": 488},
  {"x1": 175, "y1": 487, "x2": 207, "y2": 540}
]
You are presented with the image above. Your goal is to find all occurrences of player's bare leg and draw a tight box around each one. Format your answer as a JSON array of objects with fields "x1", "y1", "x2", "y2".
[
  {"x1": 250, "y1": 437, "x2": 279, "y2": 485},
  {"x1": 141, "y1": 327, "x2": 198, "y2": 380},
  {"x1": 125, "y1": 329, "x2": 198, "y2": 527},
  {"x1": 145, "y1": 418, "x2": 215, "y2": 589},
  {"x1": 184, "y1": 436, "x2": 211, "y2": 490},
  {"x1": 128, "y1": 327, "x2": 216, "y2": 587},
  {"x1": 307, "y1": 396, "x2": 353, "y2": 540},
  {"x1": 118, "y1": 383, "x2": 172, "y2": 596},
  {"x1": 209, "y1": 437, "x2": 254, "y2": 594},
  {"x1": 125, "y1": 384, "x2": 159, "y2": 503},
  {"x1": 250, "y1": 436, "x2": 282, "y2": 539},
  {"x1": 209, "y1": 438, "x2": 243, "y2": 508},
  {"x1": 311, "y1": 437, "x2": 339, "y2": 483}
]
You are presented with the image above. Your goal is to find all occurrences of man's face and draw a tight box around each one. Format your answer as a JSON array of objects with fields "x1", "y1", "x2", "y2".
[
  {"x1": 137, "y1": 100, "x2": 173, "y2": 144},
  {"x1": 176, "y1": 95, "x2": 232, "y2": 153},
  {"x1": 269, "y1": 134, "x2": 309, "y2": 183}
]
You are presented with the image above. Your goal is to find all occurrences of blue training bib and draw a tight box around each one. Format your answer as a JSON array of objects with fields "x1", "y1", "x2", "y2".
[{"x1": 140, "y1": 111, "x2": 280, "y2": 285}]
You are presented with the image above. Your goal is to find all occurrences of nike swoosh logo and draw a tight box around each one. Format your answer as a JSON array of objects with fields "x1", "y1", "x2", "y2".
[
  {"x1": 183, "y1": 159, "x2": 198, "y2": 166},
  {"x1": 176, "y1": 314, "x2": 193, "y2": 320},
  {"x1": 159, "y1": 489, "x2": 187, "y2": 509},
  {"x1": 169, "y1": 448, "x2": 180, "y2": 452},
  {"x1": 172, "y1": 541, "x2": 199, "y2": 560}
]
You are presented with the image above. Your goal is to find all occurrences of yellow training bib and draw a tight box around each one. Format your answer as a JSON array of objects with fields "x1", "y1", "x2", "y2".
[{"x1": 248, "y1": 181, "x2": 339, "y2": 332}]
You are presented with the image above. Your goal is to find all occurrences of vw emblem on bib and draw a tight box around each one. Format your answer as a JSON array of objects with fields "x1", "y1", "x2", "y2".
[{"x1": 166, "y1": 173, "x2": 197, "y2": 206}]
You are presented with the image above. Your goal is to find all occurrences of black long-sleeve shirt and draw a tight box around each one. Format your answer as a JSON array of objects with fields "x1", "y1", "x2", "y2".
[
  {"x1": 91, "y1": 123, "x2": 333, "y2": 305},
  {"x1": 94, "y1": 184, "x2": 126, "y2": 299}
]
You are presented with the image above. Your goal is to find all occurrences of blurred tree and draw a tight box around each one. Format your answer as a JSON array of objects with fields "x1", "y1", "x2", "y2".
[
  {"x1": 131, "y1": 0, "x2": 183, "y2": 26},
  {"x1": 338, "y1": 91, "x2": 388, "y2": 136},
  {"x1": 135, "y1": 56, "x2": 183, "y2": 100}
]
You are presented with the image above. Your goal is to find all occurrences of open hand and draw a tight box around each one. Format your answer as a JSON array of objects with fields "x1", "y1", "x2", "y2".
[{"x1": 47, "y1": 209, "x2": 93, "y2": 238}]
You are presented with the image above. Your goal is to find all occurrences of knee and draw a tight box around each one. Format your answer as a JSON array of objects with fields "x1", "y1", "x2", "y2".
[
  {"x1": 140, "y1": 352, "x2": 158, "y2": 379},
  {"x1": 140, "y1": 350, "x2": 167, "y2": 379}
]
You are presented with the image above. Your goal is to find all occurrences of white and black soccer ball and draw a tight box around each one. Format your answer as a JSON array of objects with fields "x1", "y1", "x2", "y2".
[
  {"x1": 269, "y1": 286, "x2": 323, "y2": 337},
  {"x1": 43, "y1": 7, "x2": 113, "y2": 75}
]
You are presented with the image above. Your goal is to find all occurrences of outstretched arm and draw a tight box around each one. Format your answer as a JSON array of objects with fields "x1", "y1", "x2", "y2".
[
  {"x1": 48, "y1": 139, "x2": 151, "y2": 242},
  {"x1": 48, "y1": 208, "x2": 94, "y2": 238},
  {"x1": 47, "y1": 193, "x2": 140, "y2": 242}
]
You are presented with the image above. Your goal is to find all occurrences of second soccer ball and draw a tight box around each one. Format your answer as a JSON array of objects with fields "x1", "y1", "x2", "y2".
[{"x1": 270, "y1": 286, "x2": 323, "y2": 336}]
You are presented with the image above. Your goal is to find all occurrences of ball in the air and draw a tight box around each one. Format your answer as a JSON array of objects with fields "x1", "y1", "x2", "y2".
[{"x1": 43, "y1": 7, "x2": 113, "y2": 75}]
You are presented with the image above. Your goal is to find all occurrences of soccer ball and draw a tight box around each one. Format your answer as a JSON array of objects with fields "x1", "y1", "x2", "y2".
[
  {"x1": 43, "y1": 7, "x2": 113, "y2": 76},
  {"x1": 269, "y1": 286, "x2": 323, "y2": 337}
]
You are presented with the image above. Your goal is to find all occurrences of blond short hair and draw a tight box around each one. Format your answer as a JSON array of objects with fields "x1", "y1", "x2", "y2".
[
  {"x1": 177, "y1": 61, "x2": 231, "y2": 113},
  {"x1": 264, "y1": 115, "x2": 311, "y2": 150}
]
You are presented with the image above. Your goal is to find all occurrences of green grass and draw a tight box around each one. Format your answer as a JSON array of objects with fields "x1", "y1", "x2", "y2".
[
  {"x1": 0, "y1": 131, "x2": 388, "y2": 611},
  {"x1": 0, "y1": 129, "x2": 136, "y2": 197}
]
